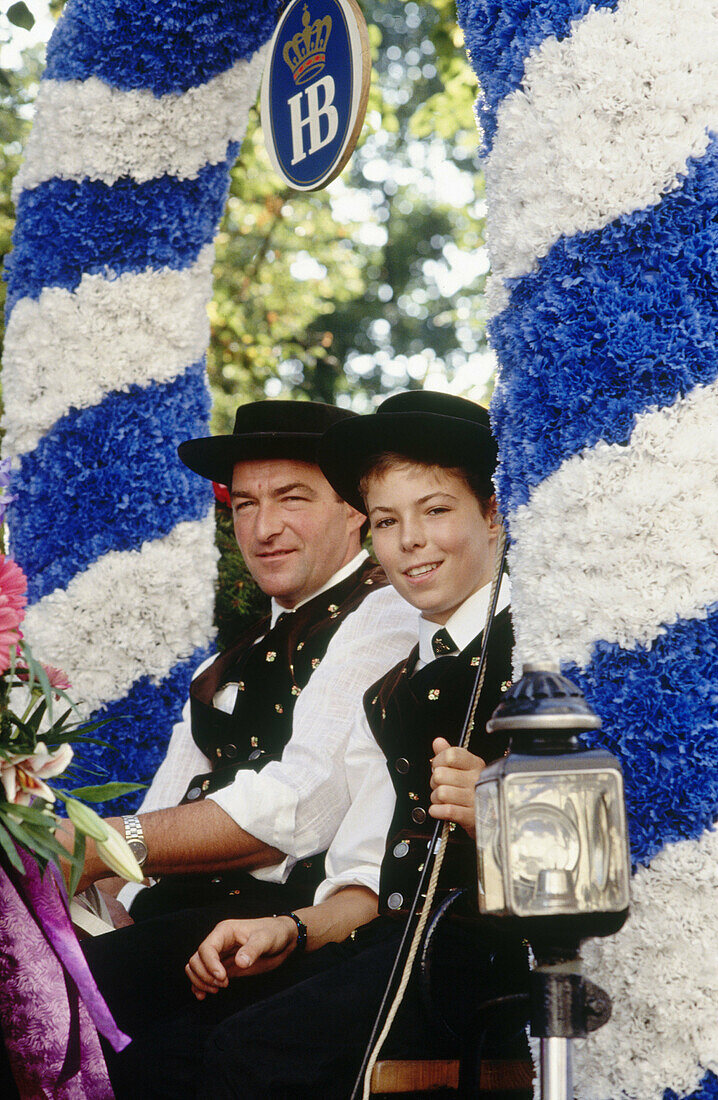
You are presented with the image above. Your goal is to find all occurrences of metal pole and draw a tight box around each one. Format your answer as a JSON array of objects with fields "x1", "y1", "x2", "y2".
[{"x1": 540, "y1": 1036, "x2": 573, "y2": 1100}]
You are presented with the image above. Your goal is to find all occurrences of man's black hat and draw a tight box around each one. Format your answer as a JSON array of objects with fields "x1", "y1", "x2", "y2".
[
  {"x1": 178, "y1": 400, "x2": 357, "y2": 488},
  {"x1": 318, "y1": 390, "x2": 497, "y2": 511}
]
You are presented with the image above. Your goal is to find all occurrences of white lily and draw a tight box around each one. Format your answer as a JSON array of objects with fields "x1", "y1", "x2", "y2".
[
  {"x1": 94, "y1": 821, "x2": 144, "y2": 883},
  {"x1": 0, "y1": 742, "x2": 74, "y2": 806}
]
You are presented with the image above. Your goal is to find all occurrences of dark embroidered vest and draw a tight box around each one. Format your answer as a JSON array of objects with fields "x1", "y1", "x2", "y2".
[
  {"x1": 363, "y1": 607, "x2": 514, "y2": 917},
  {"x1": 182, "y1": 557, "x2": 387, "y2": 804}
]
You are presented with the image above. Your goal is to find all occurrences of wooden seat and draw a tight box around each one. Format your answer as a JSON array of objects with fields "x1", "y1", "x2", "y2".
[{"x1": 370, "y1": 1057, "x2": 533, "y2": 1094}]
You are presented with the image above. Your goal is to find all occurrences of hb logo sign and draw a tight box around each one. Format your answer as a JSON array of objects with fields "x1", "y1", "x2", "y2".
[{"x1": 261, "y1": 0, "x2": 370, "y2": 191}]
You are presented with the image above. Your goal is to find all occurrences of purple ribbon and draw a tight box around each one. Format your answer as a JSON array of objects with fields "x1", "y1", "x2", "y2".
[{"x1": 0, "y1": 846, "x2": 129, "y2": 1097}]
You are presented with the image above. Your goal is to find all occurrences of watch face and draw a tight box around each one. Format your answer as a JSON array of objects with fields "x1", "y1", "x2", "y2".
[{"x1": 128, "y1": 839, "x2": 148, "y2": 866}]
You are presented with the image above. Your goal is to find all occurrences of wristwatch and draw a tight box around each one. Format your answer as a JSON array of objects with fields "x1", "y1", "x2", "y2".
[{"x1": 122, "y1": 814, "x2": 148, "y2": 867}]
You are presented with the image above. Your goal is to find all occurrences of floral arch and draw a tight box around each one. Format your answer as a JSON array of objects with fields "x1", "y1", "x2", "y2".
[{"x1": 3, "y1": 1, "x2": 717, "y2": 1096}]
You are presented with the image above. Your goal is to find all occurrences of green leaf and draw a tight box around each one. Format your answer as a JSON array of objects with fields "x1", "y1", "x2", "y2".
[
  {"x1": 66, "y1": 782, "x2": 146, "y2": 802},
  {"x1": 68, "y1": 830, "x2": 86, "y2": 898},
  {"x1": 0, "y1": 799, "x2": 56, "y2": 826},
  {"x1": 0, "y1": 821, "x2": 25, "y2": 874},
  {"x1": 25, "y1": 699, "x2": 48, "y2": 737},
  {"x1": 2, "y1": 815, "x2": 62, "y2": 867},
  {"x1": 7, "y1": 3, "x2": 35, "y2": 31}
]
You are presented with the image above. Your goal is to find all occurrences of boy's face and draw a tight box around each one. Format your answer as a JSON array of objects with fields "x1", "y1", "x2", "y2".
[{"x1": 365, "y1": 463, "x2": 497, "y2": 626}]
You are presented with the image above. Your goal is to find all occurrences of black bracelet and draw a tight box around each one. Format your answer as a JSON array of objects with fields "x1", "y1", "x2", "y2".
[{"x1": 276, "y1": 911, "x2": 308, "y2": 954}]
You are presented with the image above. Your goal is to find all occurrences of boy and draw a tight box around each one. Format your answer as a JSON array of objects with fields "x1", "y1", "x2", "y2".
[{"x1": 111, "y1": 392, "x2": 527, "y2": 1098}]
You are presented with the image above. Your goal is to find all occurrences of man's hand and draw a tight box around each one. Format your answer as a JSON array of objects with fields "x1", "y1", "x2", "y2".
[
  {"x1": 429, "y1": 737, "x2": 486, "y2": 839},
  {"x1": 95, "y1": 886, "x2": 135, "y2": 929},
  {"x1": 185, "y1": 916, "x2": 299, "y2": 999}
]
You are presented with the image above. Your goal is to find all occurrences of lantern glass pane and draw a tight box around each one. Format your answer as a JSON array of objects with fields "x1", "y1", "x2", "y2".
[
  {"x1": 503, "y1": 770, "x2": 629, "y2": 917},
  {"x1": 475, "y1": 778, "x2": 506, "y2": 914}
]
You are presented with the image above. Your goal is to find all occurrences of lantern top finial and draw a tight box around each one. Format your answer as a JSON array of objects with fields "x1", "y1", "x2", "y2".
[{"x1": 487, "y1": 666, "x2": 601, "y2": 736}]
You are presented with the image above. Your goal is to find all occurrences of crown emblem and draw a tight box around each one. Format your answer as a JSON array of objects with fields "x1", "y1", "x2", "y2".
[{"x1": 282, "y1": 4, "x2": 332, "y2": 85}]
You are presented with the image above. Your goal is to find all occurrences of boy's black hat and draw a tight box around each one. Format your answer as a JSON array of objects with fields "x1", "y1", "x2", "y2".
[
  {"x1": 318, "y1": 390, "x2": 497, "y2": 511},
  {"x1": 178, "y1": 400, "x2": 357, "y2": 487}
]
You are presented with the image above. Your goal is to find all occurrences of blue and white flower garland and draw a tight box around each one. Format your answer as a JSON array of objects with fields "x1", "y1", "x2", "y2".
[
  {"x1": 457, "y1": 0, "x2": 718, "y2": 1097},
  {"x1": 3, "y1": 0, "x2": 280, "y2": 811}
]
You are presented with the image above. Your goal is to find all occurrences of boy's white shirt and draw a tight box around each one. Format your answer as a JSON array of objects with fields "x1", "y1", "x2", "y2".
[
  {"x1": 118, "y1": 555, "x2": 418, "y2": 910},
  {"x1": 315, "y1": 574, "x2": 511, "y2": 904}
]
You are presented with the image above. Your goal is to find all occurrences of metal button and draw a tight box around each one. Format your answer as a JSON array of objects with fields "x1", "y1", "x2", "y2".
[
  {"x1": 411, "y1": 807, "x2": 427, "y2": 825},
  {"x1": 186, "y1": 786, "x2": 201, "y2": 801},
  {"x1": 393, "y1": 841, "x2": 410, "y2": 859},
  {"x1": 223, "y1": 743, "x2": 237, "y2": 758},
  {"x1": 248, "y1": 749, "x2": 264, "y2": 761},
  {"x1": 387, "y1": 892, "x2": 404, "y2": 911},
  {"x1": 395, "y1": 758, "x2": 410, "y2": 774}
]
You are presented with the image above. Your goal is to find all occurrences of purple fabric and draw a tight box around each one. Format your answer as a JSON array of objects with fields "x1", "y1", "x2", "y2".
[{"x1": 0, "y1": 849, "x2": 129, "y2": 1098}]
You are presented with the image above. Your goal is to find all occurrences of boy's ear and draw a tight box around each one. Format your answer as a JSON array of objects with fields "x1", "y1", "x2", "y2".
[{"x1": 486, "y1": 494, "x2": 502, "y2": 534}]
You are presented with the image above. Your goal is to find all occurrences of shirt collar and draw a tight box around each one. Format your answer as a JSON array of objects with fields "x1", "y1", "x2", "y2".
[
  {"x1": 417, "y1": 574, "x2": 511, "y2": 666},
  {"x1": 269, "y1": 549, "x2": 370, "y2": 627}
]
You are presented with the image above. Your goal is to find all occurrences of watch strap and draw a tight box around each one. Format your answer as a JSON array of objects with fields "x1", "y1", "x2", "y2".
[{"x1": 122, "y1": 814, "x2": 147, "y2": 865}]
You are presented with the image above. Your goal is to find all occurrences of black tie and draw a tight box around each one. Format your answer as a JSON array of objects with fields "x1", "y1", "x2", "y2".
[{"x1": 431, "y1": 627, "x2": 456, "y2": 658}]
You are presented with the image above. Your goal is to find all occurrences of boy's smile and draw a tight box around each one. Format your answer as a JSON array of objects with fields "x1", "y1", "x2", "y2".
[{"x1": 366, "y1": 463, "x2": 498, "y2": 625}]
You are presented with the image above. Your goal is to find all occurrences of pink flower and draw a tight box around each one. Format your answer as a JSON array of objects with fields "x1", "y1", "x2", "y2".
[
  {"x1": 0, "y1": 556, "x2": 27, "y2": 673},
  {"x1": 42, "y1": 665, "x2": 72, "y2": 692},
  {"x1": 0, "y1": 742, "x2": 74, "y2": 805}
]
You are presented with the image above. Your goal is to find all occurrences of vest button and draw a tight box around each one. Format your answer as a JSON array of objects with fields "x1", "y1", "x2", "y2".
[
  {"x1": 395, "y1": 758, "x2": 410, "y2": 774},
  {"x1": 393, "y1": 841, "x2": 410, "y2": 859},
  {"x1": 186, "y1": 786, "x2": 202, "y2": 801},
  {"x1": 411, "y1": 807, "x2": 427, "y2": 825},
  {"x1": 223, "y1": 743, "x2": 237, "y2": 758},
  {"x1": 387, "y1": 892, "x2": 404, "y2": 911},
  {"x1": 248, "y1": 749, "x2": 265, "y2": 761}
]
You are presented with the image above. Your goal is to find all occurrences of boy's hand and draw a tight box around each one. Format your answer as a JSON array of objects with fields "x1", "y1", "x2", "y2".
[
  {"x1": 185, "y1": 915, "x2": 299, "y2": 999},
  {"x1": 429, "y1": 737, "x2": 486, "y2": 839}
]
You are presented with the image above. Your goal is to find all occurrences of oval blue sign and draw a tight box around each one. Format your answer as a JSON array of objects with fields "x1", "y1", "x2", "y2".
[{"x1": 261, "y1": 0, "x2": 370, "y2": 191}]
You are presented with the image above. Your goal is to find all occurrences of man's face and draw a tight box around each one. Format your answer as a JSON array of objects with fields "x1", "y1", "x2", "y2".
[
  {"x1": 366, "y1": 462, "x2": 497, "y2": 625},
  {"x1": 231, "y1": 458, "x2": 364, "y2": 608}
]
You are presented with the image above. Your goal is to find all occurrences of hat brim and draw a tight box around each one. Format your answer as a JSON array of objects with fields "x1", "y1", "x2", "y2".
[
  {"x1": 318, "y1": 412, "x2": 497, "y2": 512},
  {"x1": 178, "y1": 432, "x2": 323, "y2": 487}
]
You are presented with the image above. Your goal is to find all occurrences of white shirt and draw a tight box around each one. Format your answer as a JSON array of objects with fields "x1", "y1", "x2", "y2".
[
  {"x1": 315, "y1": 576, "x2": 511, "y2": 904},
  {"x1": 118, "y1": 557, "x2": 418, "y2": 909}
]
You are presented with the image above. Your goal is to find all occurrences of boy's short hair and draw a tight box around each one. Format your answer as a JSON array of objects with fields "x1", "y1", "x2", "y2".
[{"x1": 358, "y1": 452, "x2": 495, "y2": 518}]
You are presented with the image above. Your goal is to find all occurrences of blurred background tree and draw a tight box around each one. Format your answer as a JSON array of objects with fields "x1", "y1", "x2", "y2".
[
  {"x1": 1, "y1": 0, "x2": 495, "y2": 640},
  {"x1": 209, "y1": 0, "x2": 494, "y2": 432}
]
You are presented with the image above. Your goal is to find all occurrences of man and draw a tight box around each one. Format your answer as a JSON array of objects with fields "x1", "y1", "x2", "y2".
[{"x1": 69, "y1": 399, "x2": 416, "y2": 937}]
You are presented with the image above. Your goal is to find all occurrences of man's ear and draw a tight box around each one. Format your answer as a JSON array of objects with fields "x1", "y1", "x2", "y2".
[{"x1": 345, "y1": 503, "x2": 367, "y2": 538}]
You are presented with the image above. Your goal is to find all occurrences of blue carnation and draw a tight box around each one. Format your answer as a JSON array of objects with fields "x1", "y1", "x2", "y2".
[
  {"x1": 6, "y1": 147, "x2": 238, "y2": 313},
  {"x1": 10, "y1": 361, "x2": 212, "y2": 602},
  {"x1": 46, "y1": 0, "x2": 282, "y2": 96},
  {"x1": 565, "y1": 605, "x2": 718, "y2": 869},
  {"x1": 64, "y1": 645, "x2": 214, "y2": 817},
  {"x1": 456, "y1": 0, "x2": 618, "y2": 153},
  {"x1": 665, "y1": 1071, "x2": 718, "y2": 1100},
  {"x1": 493, "y1": 137, "x2": 718, "y2": 514}
]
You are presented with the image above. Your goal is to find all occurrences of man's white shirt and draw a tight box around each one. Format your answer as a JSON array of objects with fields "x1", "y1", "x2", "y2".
[{"x1": 118, "y1": 554, "x2": 417, "y2": 909}]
